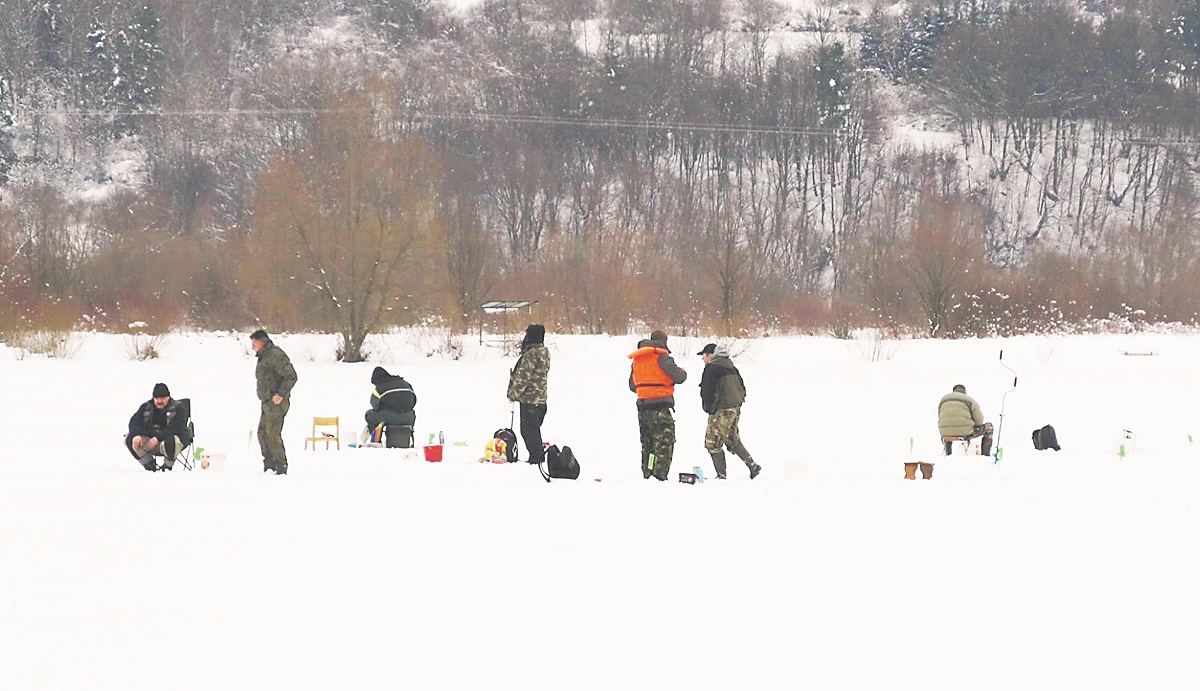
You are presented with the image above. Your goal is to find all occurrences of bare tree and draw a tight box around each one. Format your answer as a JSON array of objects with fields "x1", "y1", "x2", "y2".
[
  {"x1": 252, "y1": 90, "x2": 440, "y2": 362},
  {"x1": 902, "y1": 191, "x2": 985, "y2": 337}
]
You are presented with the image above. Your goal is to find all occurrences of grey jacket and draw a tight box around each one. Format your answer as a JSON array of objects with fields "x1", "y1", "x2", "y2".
[{"x1": 938, "y1": 391, "x2": 984, "y2": 438}]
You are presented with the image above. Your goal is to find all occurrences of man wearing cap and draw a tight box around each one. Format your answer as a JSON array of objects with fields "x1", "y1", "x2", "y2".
[
  {"x1": 629, "y1": 329, "x2": 687, "y2": 480},
  {"x1": 250, "y1": 329, "x2": 298, "y2": 475},
  {"x1": 698, "y1": 343, "x2": 762, "y2": 480},
  {"x1": 125, "y1": 383, "x2": 190, "y2": 472},
  {"x1": 926, "y1": 383, "x2": 993, "y2": 479},
  {"x1": 508, "y1": 324, "x2": 551, "y2": 466}
]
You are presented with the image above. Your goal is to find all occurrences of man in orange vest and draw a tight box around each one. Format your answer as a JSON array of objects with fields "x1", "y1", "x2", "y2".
[{"x1": 628, "y1": 329, "x2": 688, "y2": 480}]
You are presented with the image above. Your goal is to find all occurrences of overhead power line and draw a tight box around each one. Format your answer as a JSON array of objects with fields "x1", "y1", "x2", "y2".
[
  {"x1": 12, "y1": 107, "x2": 1200, "y2": 145},
  {"x1": 17, "y1": 106, "x2": 850, "y2": 137}
]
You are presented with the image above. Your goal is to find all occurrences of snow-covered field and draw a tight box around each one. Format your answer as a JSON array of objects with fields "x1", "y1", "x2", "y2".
[{"x1": 2, "y1": 329, "x2": 1199, "y2": 690}]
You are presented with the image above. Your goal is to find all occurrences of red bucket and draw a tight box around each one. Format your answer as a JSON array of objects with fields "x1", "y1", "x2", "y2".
[{"x1": 423, "y1": 445, "x2": 444, "y2": 462}]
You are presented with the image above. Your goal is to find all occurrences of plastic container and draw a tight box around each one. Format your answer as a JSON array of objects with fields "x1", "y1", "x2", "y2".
[
  {"x1": 423, "y1": 445, "x2": 444, "y2": 462},
  {"x1": 198, "y1": 451, "x2": 226, "y2": 472}
]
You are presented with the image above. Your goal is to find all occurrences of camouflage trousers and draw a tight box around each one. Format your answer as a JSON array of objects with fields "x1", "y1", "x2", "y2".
[
  {"x1": 637, "y1": 407, "x2": 676, "y2": 480},
  {"x1": 704, "y1": 407, "x2": 754, "y2": 477},
  {"x1": 258, "y1": 398, "x2": 290, "y2": 473}
]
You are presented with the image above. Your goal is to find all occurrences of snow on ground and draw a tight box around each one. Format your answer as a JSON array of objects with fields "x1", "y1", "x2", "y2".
[{"x1": 2, "y1": 330, "x2": 1199, "y2": 690}]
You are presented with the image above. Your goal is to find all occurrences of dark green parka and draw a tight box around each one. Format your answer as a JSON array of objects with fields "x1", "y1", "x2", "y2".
[{"x1": 255, "y1": 340, "x2": 298, "y2": 402}]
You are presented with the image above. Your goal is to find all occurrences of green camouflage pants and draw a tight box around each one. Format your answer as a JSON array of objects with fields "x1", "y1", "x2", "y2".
[
  {"x1": 704, "y1": 407, "x2": 753, "y2": 477},
  {"x1": 258, "y1": 398, "x2": 290, "y2": 473},
  {"x1": 638, "y1": 407, "x2": 676, "y2": 480}
]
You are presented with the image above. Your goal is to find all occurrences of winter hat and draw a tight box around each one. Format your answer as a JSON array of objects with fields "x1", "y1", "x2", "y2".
[
  {"x1": 953, "y1": 384, "x2": 967, "y2": 393},
  {"x1": 713, "y1": 345, "x2": 731, "y2": 358},
  {"x1": 523, "y1": 324, "x2": 546, "y2": 345},
  {"x1": 697, "y1": 343, "x2": 717, "y2": 355},
  {"x1": 152, "y1": 382, "x2": 170, "y2": 398},
  {"x1": 650, "y1": 329, "x2": 668, "y2": 343},
  {"x1": 371, "y1": 367, "x2": 391, "y2": 386}
]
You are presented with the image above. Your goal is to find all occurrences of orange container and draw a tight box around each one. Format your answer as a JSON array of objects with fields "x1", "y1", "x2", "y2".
[{"x1": 423, "y1": 445, "x2": 444, "y2": 462}]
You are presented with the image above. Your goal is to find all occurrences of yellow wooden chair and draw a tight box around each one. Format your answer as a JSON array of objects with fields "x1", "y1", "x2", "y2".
[{"x1": 305, "y1": 416, "x2": 340, "y2": 450}]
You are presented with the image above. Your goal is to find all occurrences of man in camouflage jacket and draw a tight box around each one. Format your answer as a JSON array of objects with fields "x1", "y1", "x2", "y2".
[
  {"x1": 698, "y1": 343, "x2": 761, "y2": 480},
  {"x1": 251, "y1": 329, "x2": 298, "y2": 475},
  {"x1": 508, "y1": 324, "x2": 550, "y2": 465}
]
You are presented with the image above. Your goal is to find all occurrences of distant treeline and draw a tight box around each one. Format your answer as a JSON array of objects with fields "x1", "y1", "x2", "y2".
[{"x1": 2, "y1": 0, "x2": 1199, "y2": 356}]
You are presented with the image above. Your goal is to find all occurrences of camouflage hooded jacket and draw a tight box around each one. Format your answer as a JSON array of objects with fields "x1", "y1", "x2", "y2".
[{"x1": 507, "y1": 343, "x2": 550, "y2": 405}]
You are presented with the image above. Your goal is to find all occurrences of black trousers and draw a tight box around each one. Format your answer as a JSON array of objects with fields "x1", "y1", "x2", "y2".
[{"x1": 519, "y1": 403, "x2": 548, "y2": 464}]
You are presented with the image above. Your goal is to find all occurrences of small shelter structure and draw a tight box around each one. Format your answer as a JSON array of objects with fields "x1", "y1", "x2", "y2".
[{"x1": 478, "y1": 299, "x2": 539, "y2": 346}]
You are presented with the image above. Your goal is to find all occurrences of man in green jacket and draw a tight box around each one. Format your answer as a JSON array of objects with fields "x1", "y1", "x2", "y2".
[
  {"x1": 937, "y1": 383, "x2": 993, "y2": 457},
  {"x1": 251, "y1": 329, "x2": 298, "y2": 475},
  {"x1": 698, "y1": 343, "x2": 761, "y2": 480}
]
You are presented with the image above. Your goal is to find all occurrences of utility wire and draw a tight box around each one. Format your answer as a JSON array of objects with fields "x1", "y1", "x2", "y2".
[
  {"x1": 13, "y1": 107, "x2": 853, "y2": 137},
  {"x1": 11, "y1": 107, "x2": 1200, "y2": 145}
]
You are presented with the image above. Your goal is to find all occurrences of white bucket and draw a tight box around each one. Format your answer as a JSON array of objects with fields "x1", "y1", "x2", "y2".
[{"x1": 198, "y1": 451, "x2": 226, "y2": 472}]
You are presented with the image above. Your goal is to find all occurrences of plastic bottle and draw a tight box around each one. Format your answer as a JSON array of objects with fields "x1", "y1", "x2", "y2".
[{"x1": 438, "y1": 430, "x2": 444, "y2": 445}]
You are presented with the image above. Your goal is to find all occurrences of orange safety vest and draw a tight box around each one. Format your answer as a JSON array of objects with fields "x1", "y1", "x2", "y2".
[{"x1": 629, "y1": 346, "x2": 675, "y2": 400}]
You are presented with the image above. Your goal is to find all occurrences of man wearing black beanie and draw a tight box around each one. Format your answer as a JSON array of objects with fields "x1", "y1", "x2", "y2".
[
  {"x1": 125, "y1": 383, "x2": 190, "y2": 471},
  {"x1": 507, "y1": 324, "x2": 550, "y2": 466}
]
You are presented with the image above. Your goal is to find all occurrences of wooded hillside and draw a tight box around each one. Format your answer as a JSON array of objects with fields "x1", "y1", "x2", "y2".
[{"x1": 2, "y1": 0, "x2": 1199, "y2": 357}]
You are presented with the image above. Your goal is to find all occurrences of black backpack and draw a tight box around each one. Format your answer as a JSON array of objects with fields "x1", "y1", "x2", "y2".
[
  {"x1": 543, "y1": 444, "x2": 581, "y2": 480},
  {"x1": 493, "y1": 428, "x2": 519, "y2": 463},
  {"x1": 1032, "y1": 424, "x2": 1061, "y2": 451}
]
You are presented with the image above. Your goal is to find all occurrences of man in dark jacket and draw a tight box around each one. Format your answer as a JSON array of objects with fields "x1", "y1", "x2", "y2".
[
  {"x1": 125, "y1": 382, "x2": 190, "y2": 472},
  {"x1": 508, "y1": 324, "x2": 551, "y2": 466},
  {"x1": 251, "y1": 329, "x2": 298, "y2": 475},
  {"x1": 365, "y1": 366, "x2": 417, "y2": 447},
  {"x1": 698, "y1": 343, "x2": 761, "y2": 480},
  {"x1": 628, "y1": 329, "x2": 687, "y2": 480}
]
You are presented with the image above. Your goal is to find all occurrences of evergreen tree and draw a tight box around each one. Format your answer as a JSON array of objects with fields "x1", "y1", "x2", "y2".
[
  {"x1": 0, "y1": 76, "x2": 15, "y2": 184},
  {"x1": 112, "y1": 3, "x2": 163, "y2": 131},
  {"x1": 1171, "y1": 0, "x2": 1200, "y2": 79},
  {"x1": 84, "y1": 19, "x2": 116, "y2": 108},
  {"x1": 814, "y1": 42, "x2": 851, "y2": 129},
  {"x1": 33, "y1": 2, "x2": 65, "y2": 88}
]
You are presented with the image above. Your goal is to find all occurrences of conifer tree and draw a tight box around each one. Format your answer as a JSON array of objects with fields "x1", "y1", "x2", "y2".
[
  {"x1": 0, "y1": 76, "x2": 15, "y2": 184},
  {"x1": 112, "y1": 3, "x2": 163, "y2": 132},
  {"x1": 814, "y1": 42, "x2": 851, "y2": 129}
]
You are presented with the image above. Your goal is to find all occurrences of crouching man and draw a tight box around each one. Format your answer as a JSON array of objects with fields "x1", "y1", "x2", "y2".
[
  {"x1": 364, "y1": 366, "x2": 417, "y2": 447},
  {"x1": 126, "y1": 383, "x2": 189, "y2": 472}
]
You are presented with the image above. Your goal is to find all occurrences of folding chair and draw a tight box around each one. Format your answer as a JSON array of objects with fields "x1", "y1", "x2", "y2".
[
  {"x1": 305, "y1": 416, "x2": 340, "y2": 450},
  {"x1": 173, "y1": 398, "x2": 197, "y2": 469}
]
